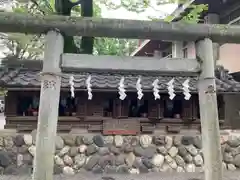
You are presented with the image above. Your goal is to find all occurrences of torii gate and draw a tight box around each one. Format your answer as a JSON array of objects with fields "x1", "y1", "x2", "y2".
[{"x1": 1, "y1": 11, "x2": 240, "y2": 180}]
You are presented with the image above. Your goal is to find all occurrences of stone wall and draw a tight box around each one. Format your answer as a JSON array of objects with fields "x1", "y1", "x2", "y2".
[{"x1": 1, "y1": 133, "x2": 240, "y2": 175}]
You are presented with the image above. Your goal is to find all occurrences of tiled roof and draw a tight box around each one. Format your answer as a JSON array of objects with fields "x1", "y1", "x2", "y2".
[{"x1": 0, "y1": 65, "x2": 240, "y2": 92}]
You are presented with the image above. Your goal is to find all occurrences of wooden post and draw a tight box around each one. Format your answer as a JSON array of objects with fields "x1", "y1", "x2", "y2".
[
  {"x1": 32, "y1": 30, "x2": 63, "y2": 180},
  {"x1": 196, "y1": 38, "x2": 223, "y2": 180}
]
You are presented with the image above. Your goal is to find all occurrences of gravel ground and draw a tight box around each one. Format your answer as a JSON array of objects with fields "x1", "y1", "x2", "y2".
[{"x1": 2, "y1": 172, "x2": 240, "y2": 180}]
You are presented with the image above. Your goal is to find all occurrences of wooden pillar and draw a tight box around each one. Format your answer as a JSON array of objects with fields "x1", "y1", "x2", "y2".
[
  {"x1": 172, "y1": 41, "x2": 183, "y2": 58},
  {"x1": 32, "y1": 30, "x2": 63, "y2": 180},
  {"x1": 196, "y1": 38, "x2": 223, "y2": 180}
]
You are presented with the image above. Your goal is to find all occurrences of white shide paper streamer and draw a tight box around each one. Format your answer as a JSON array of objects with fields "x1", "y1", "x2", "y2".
[
  {"x1": 182, "y1": 78, "x2": 191, "y2": 100},
  {"x1": 152, "y1": 79, "x2": 160, "y2": 100},
  {"x1": 136, "y1": 77, "x2": 143, "y2": 100},
  {"x1": 118, "y1": 77, "x2": 127, "y2": 100},
  {"x1": 167, "y1": 78, "x2": 176, "y2": 100},
  {"x1": 86, "y1": 75, "x2": 93, "y2": 100},
  {"x1": 69, "y1": 75, "x2": 75, "y2": 98}
]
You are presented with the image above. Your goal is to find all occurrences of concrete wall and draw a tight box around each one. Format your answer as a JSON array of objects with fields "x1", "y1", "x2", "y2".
[{"x1": 0, "y1": 133, "x2": 240, "y2": 175}]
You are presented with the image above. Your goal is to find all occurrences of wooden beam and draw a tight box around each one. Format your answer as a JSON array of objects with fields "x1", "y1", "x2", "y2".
[
  {"x1": 196, "y1": 38, "x2": 223, "y2": 180},
  {"x1": 61, "y1": 53, "x2": 201, "y2": 73},
  {"x1": 32, "y1": 31, "x2": 63, "y2": 180},
  {"x1": 1, "y1": 12, "x2": 240, "y2": 43}
]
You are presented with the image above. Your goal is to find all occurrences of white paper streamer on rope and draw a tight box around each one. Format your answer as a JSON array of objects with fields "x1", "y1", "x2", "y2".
[
  {"x1": 69, "y1": 75, "x2": 75, "y2": 98},
  {"x1": 167, "y1": 78, "x2": 176, "y2": 100},
  {"x1": 152, "y1": 79, "x2": 160, "y2": 100},
  {"x1": 136, "y1": 77, "x2": 143, "y2": 100},
  {"x1": 86, "y1": 75, "x2": 93, "y2": 100},
  {"x1": 118, "y1": 77, "x2": 127, "y2": 100},
  {"x1": 182, "y1": 78, "x2": 191, "y2": 100}
]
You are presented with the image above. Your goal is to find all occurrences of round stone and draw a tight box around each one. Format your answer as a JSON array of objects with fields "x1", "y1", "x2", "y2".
[
  {"x1": 165, "y1": 136, "x2": 173, "y2": 149},
  {"x1": 75, "y1": 136, "x2": 83, "y2": 146},
  {"x1": 151, "y1": 154, "x2": 164, "y2": 167},
  {"x1": 58, "y1": 146, "x2": 70, "y2": 157},
  {"x1": 54, "y1": 155, "x2": 64, "y2": 166},
  {"x1": 178, "y1": 146, "x2": 188, "y2": 157},
  {"x1": 134, "y1": 146, "x2": 144, "y2": 156},
  {"x1": 104, "y1": 136, "x2": 114, "y2": 145},
  {"x1": 86, "y1": 144, "x2": 98, "y2": 155},
  {"x1": 223, "y1": 152, "x2": 234, "y2": 163},
  {"x1": 168, "y1": 146, "x2": 178, "y2": 157},
  {"x1": 153, "y1": 135, "x2": 165, "y2": 145},
  {"x1": 78, "y1": 144, "x2": 87, "y2": 153},
  {"x1": 122, "y1": 143, "x2": 134, "y2": 153},
  {"x1": 115, "y1": 154, "x2": 125, "y2": 166},
  {"x1": 185, "y1": 163, "x2": 196, "y2": 172},
  {"x1": 227, "y1": 163, "x2": 237, "y2": 171},
  {"x1": 63, "y1": 135, "x2": 76, "y2": 146},
  {"x1": 0, "y1": 150, "x2": 12, "y2": 167},
  {"x1": 157, "y1": 146, "x2": 168, "y2": 155},
  {"x1": 109, "y1": 146, "x2": 120, "y2": 155},
  {"x1": 173, "y1": 136, "x2": 182, "y2": 146},
  {"x1": 31, "y1": 129, "x2": 37, "y2": 145},
  {"x1": 17, "y1": 154, "x2": 23, "y2": 167},
  {"x1": 22, "y1": 154, "x2": 33, "y2": 165},
  {"x1": 13, "y1": 135, "x2": 24, "y2": 147},
  {"x1": 159, "y1": 163, "x2": 172, "y2": 172},
  {"x1": 181, "y1": 136, "x2": 194, "y2": 145},
  {"x1": 98, "y1": 147, "x2": 110, "y2": 156},
  {"x1": 28, "y1": 145, "x2": 36, "y2": 156},
  {"x1": 93, "y1": 135, "x2": 104, "y2": 147},
  {"x1": 227, "y1": 137, "x2": 240, "y2": 147},
  {"x1": 55, "y1": 136, "x2": 64, "y2": 150},
  {"x1": 177, "y1": 166, "x2": 185, "y2": 172},
  {"x1": 193, "y1": 154, "x2": 203, "y2": 166},
  {"x1": 125, "y1": 152, "x2": 136, "y2": 166},
  {"x1": 129, "y1": 168, "x2": 140, "y2": 174},
  {"x1": 184, "y1": 154, "x2": 193, "y2": 163},
  {"x1": 3, "y1": 136, "x2": 14, "y2": 148},
  {"x1": 69, "y1": 147, "x2": 78, "y2": 157},
  {"x1": 175, "y1": 155, "x2": 185, "y2": 167},
  {"x1": 63, "y1": 155, "x2": 73, "y2": 165},
  {"x1": 63, "y1": 166, "x2": 75, "y2": 175},
  {"x1": 233, "y1": 154, "x2": 240, "y2": 167},
  {"x1": 185, "y1": 145, "x2": 198, "y2": 156},
  {"x1": 85, "y1": 155, "x2": 100, "y2": 170},
  {"x1": 23, "y1": 134, "x2": 33, "y2": 146},
  {"x1": 114, "y1": 135, "x2": 123, "y2": 147},
  {"x1": 193, "y1": 136, "x2": 202, "y2": 148},
  {"x1": 0, "y1": 137, "x2": 3, "y2": 146},
  {"x1": 74, "y1": 154, "x2": 86, "y2": 168},
  {"x1": 82, "y1": 136, "x2": 93, "y2": 145},
  {"x1": 140, "y1": 135, "x2": 152, "y2": 148}
]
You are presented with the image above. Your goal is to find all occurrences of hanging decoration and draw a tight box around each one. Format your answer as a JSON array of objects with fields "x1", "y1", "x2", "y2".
[
  {"x1": 118, "y1": 77, "x2": 127, "y2": 100},
  {"x1": 86, "y1": 75, "x2": 93, "y2": 100},
  {"x1": 69, "y1": 75, "x2": 75, "y2": 98},
  {"x1": 136, "y1": 77, "x2": 143, "y2": 100},
  {"x1": 152, "y1": 79, "x2": 160, "y2": 100},
  {"x1": 182, "y1": 78, "x2": 191, "y2": 100},
  {"x1": 167, "y1": 78, "x2": 176, "y2": 100}
]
